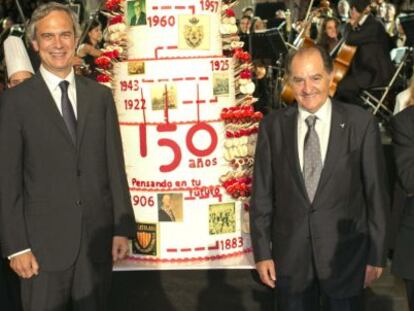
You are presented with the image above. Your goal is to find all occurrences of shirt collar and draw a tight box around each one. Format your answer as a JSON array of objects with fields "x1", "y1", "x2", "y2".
[
  {"x1": 298, "y1": 97, "x2": 332, "y2": 124},
  {"x1": 39, "y1": 65, "x2": 75, "y2": 91}
]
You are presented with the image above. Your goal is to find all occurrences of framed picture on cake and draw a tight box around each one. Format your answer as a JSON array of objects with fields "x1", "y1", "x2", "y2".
[
  {"x1": 157, "y1": 193, "x2": 183, "y2": 222},
  {"x1": 151, "y1": 84, "x2": 178, "y2": 110},
  {"x1": 178, "y1": 15, "x2": 210, "y2": 50},
  {"x1": 128, "y1": 60, "x2": 146, "y2": 75},
  {"x1": 127, "y1": 0, "x2": 147, "y2": 26}
]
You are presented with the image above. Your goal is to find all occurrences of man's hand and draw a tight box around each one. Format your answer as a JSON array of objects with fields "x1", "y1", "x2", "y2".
[
  {"x1": 364, "y1": 265, "x2": 383, "y2": 288},
  {"x1": 112, "y1": 236, "x2": 130, "y2": 262},
  {"x1": 256, "y1": 259, "x2": 276, "y2": 288},
  {"x1": 10, "y1": 251, "x2": 39, "y2": 279}
]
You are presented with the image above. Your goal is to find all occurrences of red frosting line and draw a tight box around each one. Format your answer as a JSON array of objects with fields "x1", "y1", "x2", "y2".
[{"x1": 126, "y1": 248, "x2": 253, "y2": 263}]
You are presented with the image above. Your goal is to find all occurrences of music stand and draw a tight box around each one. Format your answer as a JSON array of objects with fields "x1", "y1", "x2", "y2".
[
  {"x1": 249, "y1": 27, "x2": 288, "y2": 61},
  {"x1": 247, "y1": 28, "x2": 288, "y2": 110},
  {"x1": 400, "y1": 13, "x2": 414, "y2": 47}
]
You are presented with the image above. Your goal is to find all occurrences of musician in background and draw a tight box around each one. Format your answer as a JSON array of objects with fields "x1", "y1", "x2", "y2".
[
  {"x1": 252, "y1": 60, "x2": 273, "y2": 115},
  {"x1": 337, "y1": 0, "x2": 350, "y2": 34},
  {"x1": 317, "y1": 17, "x2": 342, "y2": 54},
  {"x1": 337, "y1": 0, "x2": 350, "y2": 23},
  {"x1": 284, "y1": 0, "x2": 308, "y2": 24},
  {"x1": 370, "y1": 0, "x2": 388, "y2": 20},
  {"x1": 76, "y1": 18, "x2": 102, "y2": 80},
  {"x1": 335, "y1": 0, "x2": 395, "y2": 104},
  {"x1": 383, "y1": 3, "x2": 399, "y2": 47},
  {"x1": 250, "y1": 17, "x2": 266, "y2": 33},
  {"x1": 242, "y1": 6, "x2": 254, "y2": 18},
  {"x1": 238, "y1": 15, "x2": 251, "y2": 53},
  {"x1": 398, "y1": 0, "x2": 414, "y2": 13},
  {"x1": 239, "y1": 16, "x2": 251, "y2": 34}
]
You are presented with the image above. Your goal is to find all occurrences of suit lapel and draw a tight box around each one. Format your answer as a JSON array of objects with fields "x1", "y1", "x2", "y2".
[
  {"x1": 281, "y1": 105, "x2": 308, "y2": 201},
  {"x1": 34, "y1": 73, "x2": 75, "y2": 147},
  {"x1": 74, "y1": 76, "x2": 92, "y2": 151},
  {"x1": 314, "y1": 101, "x2": 348, "y2": 200}
]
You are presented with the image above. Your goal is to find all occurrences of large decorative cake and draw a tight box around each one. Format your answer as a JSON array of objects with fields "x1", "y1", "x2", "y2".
[{"x1": 99, "y1": 0, "x2": 260, "y2": 265}]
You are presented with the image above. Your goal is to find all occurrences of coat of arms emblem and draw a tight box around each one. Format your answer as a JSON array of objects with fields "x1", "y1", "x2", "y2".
[{"x1": 184, "y1": 17, "x2": 204, "y2": 48}]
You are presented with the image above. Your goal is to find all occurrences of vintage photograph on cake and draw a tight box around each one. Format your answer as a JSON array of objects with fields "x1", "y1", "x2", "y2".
[
  {"x1": 157, "y1": 193, "x2": 183, "y2": 222},
  {"x1": 178, "y1": 15, "x2": 210, "y2": 50},
  {"x1": 132, "y1": 222, "x2": 158, "y2": 256},
  {"x1": 209, "y1": 202, "x2": 236, "y2": 235},
  {"x1": 213, "y1": 72, "x2": 230, "y2": 96},
  {"x1": 126, "y1": 0, "x2": 147, "y2": 26},
  {"x1": 151, "y1": 84, "x2": 178, "y2": 110},
  {"x1": 128, "y1": 60, "x2": 146, "y2": 75}
]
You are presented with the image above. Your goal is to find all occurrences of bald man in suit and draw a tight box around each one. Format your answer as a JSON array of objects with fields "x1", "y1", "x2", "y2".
[{"x1": 250, "y1": 45, "x2": 389, "y2": 311}]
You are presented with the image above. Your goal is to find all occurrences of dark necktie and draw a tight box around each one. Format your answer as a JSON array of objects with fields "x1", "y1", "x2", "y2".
[
  {"x1": 59, "y1": 80, "x2": 77, "y2": 144},
  {"x1": 303, "y1": 115, "x2": 322, "y2": 202}
]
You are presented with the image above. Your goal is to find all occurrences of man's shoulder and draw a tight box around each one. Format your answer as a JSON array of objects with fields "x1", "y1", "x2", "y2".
[
  {"x1": 261, "y1": 105, "x2": 295, "y2": 125},
  {"x1": 0, "y1": 75, "x2": 39, "y2": 104},
  {"x1": 392, "y1": 105, "x2": 414, "y2": 125},
  {"x1": 75, "y1": 75, "x2": 111, "y2": 95},
  {"x1": 332, "y1": 99, "x2": 373, "y2": 124}
]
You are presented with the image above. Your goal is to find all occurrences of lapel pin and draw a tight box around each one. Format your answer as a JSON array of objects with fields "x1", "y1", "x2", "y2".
[{"x1": 339, "y1": 123, "x2": 345, "y2": 128}]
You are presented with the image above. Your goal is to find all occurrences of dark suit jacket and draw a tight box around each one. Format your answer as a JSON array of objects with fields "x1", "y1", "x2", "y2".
[
  {"x1": 0, "y1": 73, "x2": 136, "y2": 271},
  {"x1": 130, "y1": 12, "x2": 146, "y2": 26},
  {"x1": 391, "y1": 106, "x2": 414, "y2": 280},
  {"x1": 159, "y1": 209, "x2": 174, "y2": 222},
  {"x1": 250, "y1": 100, "x2": 389, "y2": 298},
  {"x1": 345, "y1": 14, "x2": 394, "y2": 89}
]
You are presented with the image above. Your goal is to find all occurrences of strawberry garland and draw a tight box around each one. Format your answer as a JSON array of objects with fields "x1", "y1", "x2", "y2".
[
  {"x1": 95, "y1": 0, "x2": 128, "y2": 87},
  {"x1": 219, "y1": 1, "x2": 262, "y2": 231}
]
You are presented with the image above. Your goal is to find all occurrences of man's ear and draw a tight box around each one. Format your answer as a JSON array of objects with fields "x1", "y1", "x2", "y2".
[{"x1": 32, "y1": 40, "x2": 39, "y2": 52}]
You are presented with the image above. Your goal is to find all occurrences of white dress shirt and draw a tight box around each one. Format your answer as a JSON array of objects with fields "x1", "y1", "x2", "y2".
[
  {"x1": 39, "y1": 65, "x2": 78, "y2": 118},
  {"x1": 8, "y1": 66, "x2": 77, "y2": 259},
  {"x1": 393, "y1": 88, "x2": 411, "y2": 115},
  {"x1": 297, "y1": 99, "x2": 332, "y2": 171}
]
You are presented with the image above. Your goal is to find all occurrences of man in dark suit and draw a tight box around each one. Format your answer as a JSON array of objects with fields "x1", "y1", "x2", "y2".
[
  {"x1": 158, "y1": 194, "x2": 176, "y2": 222},
  {"x1": 335, "y1": 0, "x2": 395, "y2": 103},
  {"x1": 130, "y1": 0, "x2": 146, "y2": 26},
  {"x1": 0, "y1": 33, "x2": 35, "y2": 311},
  {"x1": 0, "y1": 2, "x2": 136, "y2": 310},
  {"x1": 391, "y1": 103, "x2": 414, "y2": 311},
  {"x1": 250, "y1": 45, "x2": 389, "y2": 310}
]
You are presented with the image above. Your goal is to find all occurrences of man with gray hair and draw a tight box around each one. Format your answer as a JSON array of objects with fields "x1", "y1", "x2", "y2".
[{"x1": 0, "y1": 2, "x2": 136, "y2": 310}]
